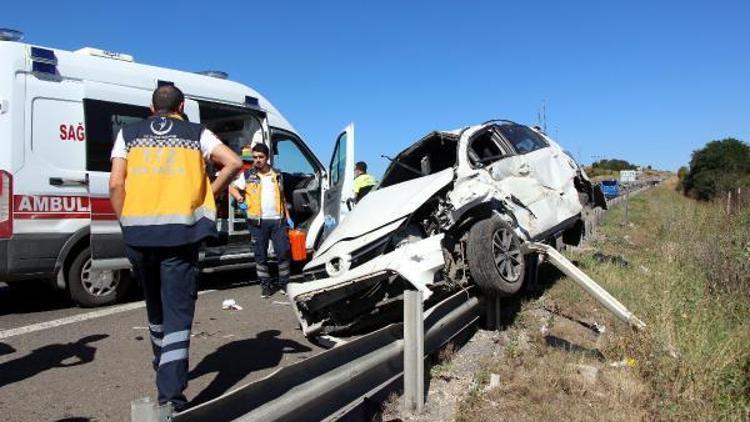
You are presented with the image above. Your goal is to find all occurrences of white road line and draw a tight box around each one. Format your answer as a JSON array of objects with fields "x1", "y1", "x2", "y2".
[{"x1": 0, "y1": 289, "x2": 216, "y2": 340}]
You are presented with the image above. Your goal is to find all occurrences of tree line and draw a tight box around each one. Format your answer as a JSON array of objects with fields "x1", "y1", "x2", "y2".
[{"x1": 679, "y1": 138, "x2": 750, "y2": 201}]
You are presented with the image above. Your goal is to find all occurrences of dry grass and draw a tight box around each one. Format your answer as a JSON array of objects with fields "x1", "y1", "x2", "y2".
[{"x1": 457, "y1": 181, "x2": 750, "y2": 421}]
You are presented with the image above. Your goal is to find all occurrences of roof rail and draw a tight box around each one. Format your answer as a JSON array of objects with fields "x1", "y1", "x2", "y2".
[
  {"x1": 74, "y1": 47, "x2": 134, "y2": 62},
  {"x1": 195, "y1": 70, "x2": 229, "y2": 79}
]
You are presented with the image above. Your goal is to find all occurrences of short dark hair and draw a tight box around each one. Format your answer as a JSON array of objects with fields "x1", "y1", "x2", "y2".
[
  {"x1": 152, "y1": 85, "x2": 185, "y2": 112},
  {"x1": 252, "y1": 143, "x2": 270, "y2": 157},
  {"x1": 355, "y1": 161, "x2": 367, "y2": 172}
]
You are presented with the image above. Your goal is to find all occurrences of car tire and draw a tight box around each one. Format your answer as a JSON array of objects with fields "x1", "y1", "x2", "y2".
[
  {"x1": 68, "y1": 246, "x2": 131, "y2": 307},
  {"x1": 466, "y1": 215, "x2": 525, "y2": 296}
]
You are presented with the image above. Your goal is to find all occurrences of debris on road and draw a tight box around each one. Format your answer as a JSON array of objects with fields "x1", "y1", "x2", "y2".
[{"x1": 221, "y1": 299, "x2": 243, "y2": 311}]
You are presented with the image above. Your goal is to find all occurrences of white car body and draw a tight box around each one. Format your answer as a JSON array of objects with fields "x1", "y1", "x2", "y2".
[{"x1": 289, "y1": 121, "x2": 601, "y2": 336}]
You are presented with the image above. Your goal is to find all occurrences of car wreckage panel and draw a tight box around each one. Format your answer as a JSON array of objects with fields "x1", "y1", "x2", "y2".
[
  {"x1": 313, "y1": 168, "x2": 454, "y2": 257},
  {"x1": 290, "y1": 122, "x2": 592, "y2": 337},
  {"x1": 288, "y1": 235, "x2": 446, "y2": 335}
]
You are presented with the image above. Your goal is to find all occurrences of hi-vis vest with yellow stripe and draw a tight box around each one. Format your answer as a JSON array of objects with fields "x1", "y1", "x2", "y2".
[
  {"x1": 243, "y1": 168, "x2": 284, "y2": 220},
  {"x1": 120, "y1": 115, "x2": 217, "y2": 247}
]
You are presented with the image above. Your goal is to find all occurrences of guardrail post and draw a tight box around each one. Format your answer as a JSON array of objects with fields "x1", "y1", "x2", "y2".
[
  {"x1": 403, "y1": 289, "x2": 424, "y2": 413},
  {"x1": 131, "y1": 397, "x2": 172, "y2": 422},
  {"x1": 485, "y1": 294, "x2": 501, "y2": 331},
  {"x1": 623, "y1": 190, "x2": 630, "y2": 225},
  {"x1": 131, "y1": 396, "x2": 156, "y2": 422}
]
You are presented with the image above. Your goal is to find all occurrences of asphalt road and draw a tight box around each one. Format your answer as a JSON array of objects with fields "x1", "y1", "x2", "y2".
[{"x1": 0, "y1": 271, "x2": 323, "y2": 421}]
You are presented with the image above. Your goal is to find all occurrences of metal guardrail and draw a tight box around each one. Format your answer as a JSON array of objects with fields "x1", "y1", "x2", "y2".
[{"x1": 173, "y1": 288, "x2": 481, "y2": 422}]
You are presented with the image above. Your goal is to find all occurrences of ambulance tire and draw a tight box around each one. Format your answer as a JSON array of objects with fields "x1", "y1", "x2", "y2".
[
  {"x1": 466, "y1": 216, "x2": 525, "y2": 297},
  {"x1": 68, "y1": 247, "x2": 131, "y2": 307}
]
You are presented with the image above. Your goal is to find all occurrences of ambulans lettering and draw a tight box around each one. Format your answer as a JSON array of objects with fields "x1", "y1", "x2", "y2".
[
  {"x1": 14, "y1": 195, "x2": 91, "y2": 219},
  {"x1": 59, "y1": 123, "x2": 86, "y2": 141}
]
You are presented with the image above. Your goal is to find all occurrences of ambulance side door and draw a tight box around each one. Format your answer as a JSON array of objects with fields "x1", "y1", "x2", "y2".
[{"x1": 321, "y1": 123, "x2": 355, "y2": 240}]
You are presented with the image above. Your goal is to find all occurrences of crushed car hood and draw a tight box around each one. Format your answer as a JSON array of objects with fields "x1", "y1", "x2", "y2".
[{"x1": 315, "y1": 168, "x2": 454, "y2": 257}]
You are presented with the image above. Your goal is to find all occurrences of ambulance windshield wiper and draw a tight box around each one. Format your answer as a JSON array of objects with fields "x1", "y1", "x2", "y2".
[{"x1": 381, "y1": 155, "x2": 424, "y2": 176}]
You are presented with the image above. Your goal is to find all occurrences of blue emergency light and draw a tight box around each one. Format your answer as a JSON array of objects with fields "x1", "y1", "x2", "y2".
[
  {"x1": 0, "y1": 28, "x2": 24, "y2": 42},
  {"x1": 29, "y1": 47, "x2": 58, "y2": 75},
  {"x1": 245, "y1": 96, "x2": 259, "y2": 107}
]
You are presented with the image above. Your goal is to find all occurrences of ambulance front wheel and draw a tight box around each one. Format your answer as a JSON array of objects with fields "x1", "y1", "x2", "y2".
[{"x1": 68, "y1": 247, "x2": 132, "y2": 307}]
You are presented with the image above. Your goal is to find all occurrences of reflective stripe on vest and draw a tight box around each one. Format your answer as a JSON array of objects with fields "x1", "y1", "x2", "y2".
[
  {"x1": 120, "y1": 116, "x2": 217, "y2": 247},
  {"x1": 243, "y1": 168, "x2": 284, "y2": 219}
]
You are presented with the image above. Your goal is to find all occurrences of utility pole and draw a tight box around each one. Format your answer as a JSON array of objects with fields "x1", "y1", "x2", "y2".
[{"x1": 537, "y1": 99, "x2": 547, "y2": 133}]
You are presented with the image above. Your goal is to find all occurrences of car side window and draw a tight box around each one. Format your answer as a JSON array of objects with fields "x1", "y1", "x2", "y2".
[
  {"x1": 468, "y1": 130, "x2": 507, "y2": 168},
  {"x1": 84, "y1": 99, "x2": 150, "y2": 172},
  {"x1": 497, "y1": 125, "x2": 548, "y2": 155}
]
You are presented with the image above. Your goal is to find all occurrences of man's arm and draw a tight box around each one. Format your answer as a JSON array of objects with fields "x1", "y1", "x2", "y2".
[
  {"x1": 109, "y1": 158, "x2": 127, "y2": 220},
  {"x1": 209, "y1": 144, "x2": 242, "y2": 197},
  {"x1": 228, "y1": 185, "x2": 243, "y2": 202}
]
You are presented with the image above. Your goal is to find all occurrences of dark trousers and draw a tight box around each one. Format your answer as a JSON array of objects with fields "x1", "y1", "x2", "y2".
[
  {"x1": 125, "y1": 243, "x2": 199, "y2": 407},
  {"x1": 249, "y1": 218, "x2": 291, "y2": 288}
]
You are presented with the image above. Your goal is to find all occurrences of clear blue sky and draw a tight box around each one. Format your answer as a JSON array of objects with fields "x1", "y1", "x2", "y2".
[{"x1": 5, "y1": 1, "x2": 749, "y2": 177}]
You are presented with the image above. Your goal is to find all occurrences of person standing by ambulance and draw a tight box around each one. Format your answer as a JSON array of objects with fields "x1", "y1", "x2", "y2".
[
  {"x1": 230, "y1": 143, "x2": 293, "y2": 299},
  {"x1": 109, "y1": 85, "x2": 242, "y2": 411}
]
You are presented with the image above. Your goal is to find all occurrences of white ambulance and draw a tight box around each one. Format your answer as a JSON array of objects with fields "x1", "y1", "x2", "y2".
[{"x1": 0, "y1": 29, "x2": 355, "y2": 307}]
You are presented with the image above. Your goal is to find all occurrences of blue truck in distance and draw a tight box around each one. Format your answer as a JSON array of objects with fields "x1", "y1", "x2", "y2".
[{"x1": 600, "y1": 180, "x2": 620, "y2": 198}]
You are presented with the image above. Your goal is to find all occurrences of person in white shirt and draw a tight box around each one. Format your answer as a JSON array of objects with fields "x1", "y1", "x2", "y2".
[{"x1": 228, "y1": 143, "x2": 293, "y2": 298}]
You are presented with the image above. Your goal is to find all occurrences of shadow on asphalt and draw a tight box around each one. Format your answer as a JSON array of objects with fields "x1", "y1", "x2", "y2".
[
  {"x1": 0, "y1": 267, "x2": 303, "y2": 317},
  {"x1": 0, "y1": 342, "x2": 16, "y2": 356},
  {"x1": 0, "y1": 334, "x2": 108, "y2": 388},
  {"x1": 188, "y1": 329, "x2": 311, "y2": 407},
  {"x1": 0, "y1": 282, "x2": 75, "y2": 316}
]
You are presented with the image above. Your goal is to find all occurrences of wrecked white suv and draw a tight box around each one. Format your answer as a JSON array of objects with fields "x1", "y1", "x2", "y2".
[{"x1": 288, "y1": 120, "x2": 604, "y2": 336}]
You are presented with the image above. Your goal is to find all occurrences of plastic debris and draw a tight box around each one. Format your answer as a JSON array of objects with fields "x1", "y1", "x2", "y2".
[
  {"x1": 272, "y1": 301, "x2": 290, "y2": 306},
  {"x1": 222, "y1": 299, "x2": 243, "y2": 311},
  {"x1": 609, "y1": 357, "x2": 637, "y2": 368},
  {"x1": 489, "y1": 373, "x2": 501, "y2": 388}
]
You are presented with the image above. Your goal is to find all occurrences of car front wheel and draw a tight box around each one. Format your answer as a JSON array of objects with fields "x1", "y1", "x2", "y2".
[
  {"x1": 466, "y1": 215, "x2": 525, "y2": 296},
  {"x1": 68, "y1": 246, "x2": 132, "y2": 307}
]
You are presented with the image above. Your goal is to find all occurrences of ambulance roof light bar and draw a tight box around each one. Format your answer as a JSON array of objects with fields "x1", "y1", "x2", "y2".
[
  {"x1": 74, "y1": 47, "x2": 134, "y2": 62},
  {"x1": 0, "y1": 28, "x2": 23, "y2": 42}
]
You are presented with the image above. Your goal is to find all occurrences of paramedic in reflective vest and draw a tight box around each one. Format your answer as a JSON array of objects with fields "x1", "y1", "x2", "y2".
[
  {"x1": 230, "y1": 143, "x2": 293, "y2": 299},
  {"x1": 109, "y1": 85, "x2": 242, "y2": 410},
  {"x1": 353, "y1": 161, "x2": 377, "y2": 203}
]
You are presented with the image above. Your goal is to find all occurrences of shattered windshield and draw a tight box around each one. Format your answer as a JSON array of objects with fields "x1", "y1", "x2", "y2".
[{"x1": 380, "y1": 133, "x2": 458, "y2": 188}]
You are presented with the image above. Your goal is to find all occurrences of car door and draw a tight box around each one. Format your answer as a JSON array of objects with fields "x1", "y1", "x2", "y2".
[
  {"x1": 84, "y1": 82, "x2": 200, "y2": 270},
  {"x1": 321, "y1": 123, "x2": 355, "y2": 240}
]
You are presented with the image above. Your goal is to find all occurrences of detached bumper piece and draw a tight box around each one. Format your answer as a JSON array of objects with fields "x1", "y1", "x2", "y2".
[{"x1": 288, "y1": 235, "x2": 446, "y2": 336}]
